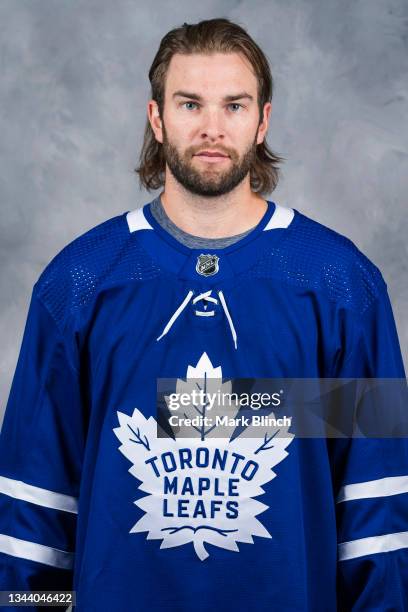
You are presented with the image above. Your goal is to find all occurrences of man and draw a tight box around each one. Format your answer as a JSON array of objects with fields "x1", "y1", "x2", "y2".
[{"x1": 0, "y1": 17, "x2": 407, "y2": 612}]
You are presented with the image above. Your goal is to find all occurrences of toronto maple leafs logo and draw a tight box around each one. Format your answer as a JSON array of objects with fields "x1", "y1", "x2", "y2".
[{"x1": 113, "y1": 352, "x2": 294, "y2": 561}]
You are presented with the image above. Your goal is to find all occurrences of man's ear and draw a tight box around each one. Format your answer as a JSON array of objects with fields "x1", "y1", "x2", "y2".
[
  {"x1": 147, "y1": 99, "x2": 163, "y2": 144},
  {"x1": 256, "y1": 101, "x2": 272, "y2": 145}
]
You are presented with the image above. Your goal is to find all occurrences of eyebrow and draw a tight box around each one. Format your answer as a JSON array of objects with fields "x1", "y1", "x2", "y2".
[{"x1": 172, "y1": 90, "x2": 254, "y2": 102}]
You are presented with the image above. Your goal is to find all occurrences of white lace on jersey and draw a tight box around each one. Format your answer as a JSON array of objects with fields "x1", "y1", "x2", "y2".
[{"x1": 156, "y1": 289, "x2": 238, "y2": 349}]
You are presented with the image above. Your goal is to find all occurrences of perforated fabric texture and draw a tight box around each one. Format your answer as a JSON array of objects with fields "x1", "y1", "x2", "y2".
[
  {"x1": 243, "y1": 211, "x2": 385, "y2": 317},
  {"x1": 34, "y1": 214, "x2": 165, "y2": 332}
]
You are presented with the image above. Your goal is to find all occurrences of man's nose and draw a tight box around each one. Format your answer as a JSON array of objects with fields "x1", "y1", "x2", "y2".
[{"x1": 199, "y1": 108, "x2": 226, "y2": 140}]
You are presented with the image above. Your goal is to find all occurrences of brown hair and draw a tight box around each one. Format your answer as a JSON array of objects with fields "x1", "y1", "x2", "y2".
[{"x1": 135, "y1": 18, "x2": 285, "y2": 195}]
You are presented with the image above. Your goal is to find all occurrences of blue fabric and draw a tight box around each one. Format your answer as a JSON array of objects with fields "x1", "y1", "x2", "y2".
[{"x1": 0, "y1": 199, "x2": 406, "y2": 611}]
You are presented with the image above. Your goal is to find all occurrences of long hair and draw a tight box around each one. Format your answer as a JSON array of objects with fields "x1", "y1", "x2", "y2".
[{"x1": 135, "y1": 18, "x2": 285, "y2": 195}]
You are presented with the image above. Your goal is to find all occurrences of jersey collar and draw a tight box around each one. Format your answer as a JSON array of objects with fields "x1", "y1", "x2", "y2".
[{"x1": 124, "y1": 199, "x2": 298, "y2": 284}]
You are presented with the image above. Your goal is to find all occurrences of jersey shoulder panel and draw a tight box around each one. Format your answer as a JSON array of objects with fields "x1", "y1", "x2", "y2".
[
  {"x1": 34, "y1": 211, "x2": 162, "y2": 331},
  {"x1": 256, "y1": 208, "x2": 386, "y2": 316}
]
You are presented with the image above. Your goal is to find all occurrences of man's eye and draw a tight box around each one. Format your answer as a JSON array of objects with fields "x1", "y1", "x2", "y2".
[
  {"x1": 182, "y1": 102, "x2": 199, "y2": 110},
  {"x1": 228, "y1": 103, "x2": 242, "y2": 112}
]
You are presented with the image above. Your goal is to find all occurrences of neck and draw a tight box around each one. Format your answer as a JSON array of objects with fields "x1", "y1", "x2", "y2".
[{"x1": 159, "y1": 176, "x2": 268, "y2": 239}]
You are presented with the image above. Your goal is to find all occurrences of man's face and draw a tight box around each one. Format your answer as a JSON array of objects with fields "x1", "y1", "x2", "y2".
[{"x1": 152, "y1": 52, "x2": 270, "y2": 197}]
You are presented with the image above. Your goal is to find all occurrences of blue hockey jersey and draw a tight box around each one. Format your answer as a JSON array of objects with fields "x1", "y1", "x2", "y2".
[{"x1": 0, "y1": 198, "x2": 407, "y2": 611}]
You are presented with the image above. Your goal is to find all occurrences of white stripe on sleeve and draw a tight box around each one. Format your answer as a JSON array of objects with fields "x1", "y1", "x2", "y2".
[
  {"x1": 0, "y1": 533, "x2": 74, "y2": 569},
  {"x1": 338, "y1": 530, "x2": 408, "y2": 561},
  {"x1": 337, "y1": 475, "x2": 408, "y2": 503},
  {"x1": 0, "y1": 475, "x2": 78, "y2": 514}
]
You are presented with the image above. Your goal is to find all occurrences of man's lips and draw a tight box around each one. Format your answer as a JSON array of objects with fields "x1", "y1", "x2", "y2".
[
  {"x1": 195, "y1": 151, "x2": 229, "y2": 157},
  {"x1": 194, "y1": 151, "x2": 230, "y2": 162}
]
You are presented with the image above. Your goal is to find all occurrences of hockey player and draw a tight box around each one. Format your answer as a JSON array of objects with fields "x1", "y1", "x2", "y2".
[{"x1": 1, "y1": 18, "x2": 407, "y2": 611}]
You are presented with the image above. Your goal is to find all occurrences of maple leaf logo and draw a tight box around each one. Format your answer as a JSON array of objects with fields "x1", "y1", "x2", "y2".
[
  {"x1": 164, "y1": 351, "x2": 241, "y2": 440},
  {"x1": 113, "y1": 352, "x2": 294, "y2": 560}
]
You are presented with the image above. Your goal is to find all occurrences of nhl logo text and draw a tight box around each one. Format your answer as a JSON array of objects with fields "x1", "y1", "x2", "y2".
[{"x1": 196, "y1": 254, "x2": 220, "y2": 276}]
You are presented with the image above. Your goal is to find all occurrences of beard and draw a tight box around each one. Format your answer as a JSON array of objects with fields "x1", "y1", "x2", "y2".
[{"x1": 161, "y1": 122, "x2": 258, "y2": 197}]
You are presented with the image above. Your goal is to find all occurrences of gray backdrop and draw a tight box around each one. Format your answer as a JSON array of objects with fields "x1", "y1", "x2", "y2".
[{"x1": 1, "y1": 0, "x2": 407, "y2": 418}]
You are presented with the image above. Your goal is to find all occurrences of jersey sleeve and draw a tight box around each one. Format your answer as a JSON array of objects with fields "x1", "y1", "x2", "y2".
[
  {"x1": 0, "y1": 283, "x2": 85, "y2": 599},
  {"x1": 331, "y1": 281, "x2": 408, "y2": 610}
]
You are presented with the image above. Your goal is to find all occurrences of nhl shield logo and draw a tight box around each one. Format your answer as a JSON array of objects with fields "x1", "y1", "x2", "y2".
[{"x1": 196, "y1": 253, "x2": 219, "y2": 276}]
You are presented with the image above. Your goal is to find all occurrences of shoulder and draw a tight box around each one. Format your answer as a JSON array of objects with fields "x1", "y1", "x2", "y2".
[
  {"x1": 261, "y1": 204, "x2": 386, "y2": 315},
  {"x1": 33, "y1": 209, "x2": 159, "y2": 329}
]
